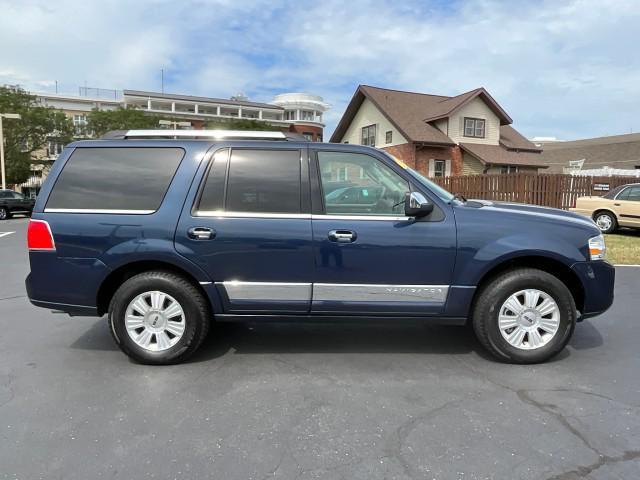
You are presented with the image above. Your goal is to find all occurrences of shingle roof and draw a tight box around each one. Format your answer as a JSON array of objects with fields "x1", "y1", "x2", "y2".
[
  {"x1": 460, "y1": 143, "x2": 548, "y2": 168},
  {"x1": 330, "y1": 85, "x2": 535, "y2": 150},
  {"x1": 123, "y1": 89, "x2": 282, "y2": 110},
  {"x1": 500, "y1": 125, "x2": 542, "y2": 152},
  {"x1": 539, "y1": 133, "x2": 640, "y2": 173},
  {"x1": 355, "y1": 86, "x2": 456, "y2": 145}
]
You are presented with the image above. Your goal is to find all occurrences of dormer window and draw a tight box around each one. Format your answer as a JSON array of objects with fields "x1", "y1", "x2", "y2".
[{"x1": 464, "y1": 117, "x2": 485, "y2": 138}]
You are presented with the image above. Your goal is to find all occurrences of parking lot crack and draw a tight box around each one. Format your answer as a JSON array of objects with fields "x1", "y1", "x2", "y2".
[
  {"x1": 0, "y1": 295, "x2": 26, "y2": 302},
  {"x1": 515, "y1": 389, "x2": 601, "y2": 454},
  {"x1": 387, "y1": 397, "x2": 464, "y2": 479},
  {"x1": 544, "y1": 449, "x2": 640, "y2": 480}
]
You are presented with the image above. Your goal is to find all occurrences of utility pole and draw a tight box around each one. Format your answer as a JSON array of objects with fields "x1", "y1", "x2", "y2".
[{"x1": 0, "y1": 113, "x2": 22, "y2": 190}]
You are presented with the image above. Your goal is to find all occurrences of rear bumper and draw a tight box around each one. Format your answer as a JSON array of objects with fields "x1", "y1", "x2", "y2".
[
  {"x1": 26, "y1": 253, "x2": 109, "y2": 316},
  {"x1": 571, "y1": 260, "x2": 615, "y2": 319},
  {"x1": 569, "y1": 208, "x2": 593, "y2": 218}
]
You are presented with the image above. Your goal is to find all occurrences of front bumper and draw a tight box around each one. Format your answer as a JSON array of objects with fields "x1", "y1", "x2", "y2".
[{"x1": 571, "y1": 260, "x2": 615, "y2": 319}]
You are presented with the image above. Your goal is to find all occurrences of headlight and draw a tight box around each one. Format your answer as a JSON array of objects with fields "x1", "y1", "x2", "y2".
[{"x1": 588, "y1": 234, "x2": 606, "y2": 260}]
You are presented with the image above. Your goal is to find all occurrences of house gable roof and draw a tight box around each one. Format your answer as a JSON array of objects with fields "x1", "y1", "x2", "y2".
[
  {"x1": 330, "y1": 85, "x2": 515, "y2": 145},
  {"x1": 331, "y1": 86, "x2": 455, "y2": 145},
  {"x1": 421, "y1": 87, "x2": 513, "y2": 125}
]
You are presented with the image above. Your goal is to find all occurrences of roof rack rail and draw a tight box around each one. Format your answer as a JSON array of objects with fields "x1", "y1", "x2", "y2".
[{"x1": 101, "y1": 130, "x2": 309, "y2": 141}]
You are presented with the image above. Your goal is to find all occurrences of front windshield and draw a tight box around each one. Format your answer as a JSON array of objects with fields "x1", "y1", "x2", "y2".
[{"x1": 406, "y1": 168, "x2": 455, "y2": 202}]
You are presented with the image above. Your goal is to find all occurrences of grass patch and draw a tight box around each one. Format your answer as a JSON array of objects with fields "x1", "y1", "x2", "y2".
[{"x1": 605, "y1": 230, "x2": 640, "y2": 264}]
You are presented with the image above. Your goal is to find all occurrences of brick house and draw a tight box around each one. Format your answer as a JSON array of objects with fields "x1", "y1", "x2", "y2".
[{"x1": 330, "y1": 85, "x2": 545, "y2": 177}]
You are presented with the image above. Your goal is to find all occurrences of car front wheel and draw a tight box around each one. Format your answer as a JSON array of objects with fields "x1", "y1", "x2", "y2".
[
  {"x1": 108, "y1": 271, "x2": 211, "y2": 365},
  {"x1": 472, "y1": 268, "x2": 576, "y2": 364},
  {"x1": 0, "y1": 207, "x2": 9, "y2": 220}
]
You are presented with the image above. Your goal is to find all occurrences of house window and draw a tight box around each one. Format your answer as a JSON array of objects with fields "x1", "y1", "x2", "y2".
[
  {"x1": 500, "y1": 165, "x2": 519, "y2": 174},
  {"x1": 301, "y1": 110, "x2": 314, "y2": 121},
  {"x1": 284, "y1": 111, "x2": 296, "y2": 121},
  {"x1": 464, "y1": 117, "x2": 485, "y2": 138},
  {"x1": 385, "y1": 130, "x2": 393, "y2": 144},
  {"x1": 337, "y1": 166, "x2": 348, "y2": 181},
  {"x1": 47, "y1": 141, "x2": 64, "y2": 157},
  {"x1": 73, "y1": 114, "x2": 87, "y2": 134},
  {"x1": 302, "y1": 133, "x2": 313, "y2": 141},
  {"x1": 361, "y1": 124, "x2": 376, "y2": 146},
  {"x1": 433, "y1": 159, "x2": 446, "y2": 177}
]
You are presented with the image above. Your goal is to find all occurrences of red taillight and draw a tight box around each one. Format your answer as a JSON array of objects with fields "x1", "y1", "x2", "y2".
[{"x1": 27, "y1": 219, "x2": 56, "y2": 251}]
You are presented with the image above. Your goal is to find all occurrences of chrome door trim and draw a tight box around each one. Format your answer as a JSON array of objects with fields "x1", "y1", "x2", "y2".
[
  {"x1": 311, "y1": 214, "x2": 411, "y2": 222},
  {"x1": 313, "y1": 284, "x2": 449, "y2": 303},
  {"x1": 219, "y1": 281, "x2": 312, "y2": 301},
  {"x1": 44, "y1": 208, "x2": 155, "y2": 214},
  {"x1": 196, "y1": 211, "x2": 312, "y2": 219}
]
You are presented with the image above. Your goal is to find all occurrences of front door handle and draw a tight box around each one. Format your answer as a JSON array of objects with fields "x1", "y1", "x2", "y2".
[
  {"x1": 188, "y1": 227, "x2": 216, "y2": 240},
  {"x1": 328, "y1": 229, "x2": 357, "y2": 243},
  {"x1": 614, "y1": 203, "x2": 621, "y2": 206}
]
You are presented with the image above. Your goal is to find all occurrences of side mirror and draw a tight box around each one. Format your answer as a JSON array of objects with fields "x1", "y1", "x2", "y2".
[{"x1": 404, "y1": 192, "x2": 434, "y2": 217}]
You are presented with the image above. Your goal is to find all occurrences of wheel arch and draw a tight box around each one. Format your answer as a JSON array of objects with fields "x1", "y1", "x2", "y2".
[
  {"x1": 592, "y1": 208, "x2": 617, "y2": 221},
  {"x1": 471, "y1": 255, "x2": 585, "y2": 316},
  {"x1": 96, "y1": 260, "x2": 212, "y2": 316}
]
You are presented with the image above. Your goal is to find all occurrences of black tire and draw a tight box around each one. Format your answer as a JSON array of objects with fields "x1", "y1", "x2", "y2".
[
  {"x1": 593, "y1": 210, "x2": 617, "y2": 234},
  {"x1": 0, "y1": 207, "x2": 10, "y2": 220},
  {"x1": 108, "y1": 271, "x2": 211, "y2": 365},
  {"x1": 472, "y1": 268, "x2": 576, "y2": 364}
]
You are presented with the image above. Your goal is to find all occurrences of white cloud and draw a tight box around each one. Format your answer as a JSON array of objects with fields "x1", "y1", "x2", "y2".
[{"x1": 1, "y1": 0, "x2": 639, "y2": 139}]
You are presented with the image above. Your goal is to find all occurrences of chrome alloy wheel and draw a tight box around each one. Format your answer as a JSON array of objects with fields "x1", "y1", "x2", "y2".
[
  {"x1": 498, "y1": 289, "x2": 560, "y2": 350},
  {"x1": 124, "y1": 291, "x2": 186, "y2": 352},
  {"x1": 595, "y1": 214, "x2": 613, "y2": 232}
]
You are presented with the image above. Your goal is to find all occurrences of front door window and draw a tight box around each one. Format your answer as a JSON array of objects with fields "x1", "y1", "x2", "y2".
[{"x1": 318, "y1": 151, "x2": 409, "y2": 216}]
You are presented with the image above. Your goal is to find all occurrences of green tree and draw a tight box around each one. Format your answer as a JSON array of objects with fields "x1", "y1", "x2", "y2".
[
  {"x1": 0, "y1": 86, "x2": 74, "y2": 185},
  {"x1": 87, "y1": 106, "x2": 165, "y2": 136}
]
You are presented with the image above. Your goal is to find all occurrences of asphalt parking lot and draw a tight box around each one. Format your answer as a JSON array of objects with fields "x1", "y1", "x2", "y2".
[{"x1": 1, "y1": 217, "x2": 639, "y2": 480}]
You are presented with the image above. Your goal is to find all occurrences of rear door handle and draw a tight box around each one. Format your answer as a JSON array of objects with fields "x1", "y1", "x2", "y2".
[
  {"x1": 328, "y1": 229, "x2": 357, "y2": 243},
  {"x1": 614, "y1": 203, "x2": 621, "y2": 206},
  {"x1": 188, "y1": 227, "x2": 216, "y2": 240}
]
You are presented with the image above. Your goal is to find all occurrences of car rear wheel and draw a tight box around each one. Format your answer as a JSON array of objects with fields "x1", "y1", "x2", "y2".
[
  {"x1": 108, "y1": 271, "x2": 211, "y2": 365},
  {"x1": 0, "y1": 207, "x2": 9, "y2": 220},
  {"x1": 593, "y1": 211, "x2": 617, "y2": 234},
  {"x1": 472, "y1": 268, "x2": 576, "y2": 364}
]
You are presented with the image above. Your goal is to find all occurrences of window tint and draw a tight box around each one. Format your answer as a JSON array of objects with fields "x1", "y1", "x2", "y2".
[
  {"x1": 318, "y1": 151, "x2": 409, "y2": 215},
  {"x1": 197, "y1": 149, "x2": 229, "y2": 212},
  {"x1": 0, "y1": 191, "x2": 10, "y2": 199},
  {"x1": 46, "y1": 147, "x2": 184, "y2": 212},
  {"x1": 626, "y1": 186, "x2": 640, "y2": 201},
  {"x1": 225, "y1": 149, "x2": 301, "y2": 213},
  {"x1": 617, "y1": 187, "x2": 631, "y2": 200}
]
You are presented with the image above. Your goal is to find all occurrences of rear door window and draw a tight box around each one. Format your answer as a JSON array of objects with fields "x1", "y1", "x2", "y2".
[
  {"x1": 197, "y1": 149, "x2": 302, "y2": 214},
  {"x1": 46, "y1": 147, "x2": 184, "y2": 212},
  {"x1": 626, "y1": 186, "x2": 640, "y2": 201}
]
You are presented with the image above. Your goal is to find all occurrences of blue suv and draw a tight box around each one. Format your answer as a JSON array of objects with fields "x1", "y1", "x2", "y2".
[{"x1": 25, "y1": 130, "x2": 615, "y2": 364}]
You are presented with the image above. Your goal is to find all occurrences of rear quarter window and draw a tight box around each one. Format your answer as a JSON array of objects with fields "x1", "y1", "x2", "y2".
[{"x1": 46, "y1": 147, "x2": 185, "y2": 212}]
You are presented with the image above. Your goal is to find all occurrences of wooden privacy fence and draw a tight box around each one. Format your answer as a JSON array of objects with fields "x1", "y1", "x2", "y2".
[{"x1": 431, "y1": 174, "x2": 638, "y2": 210}]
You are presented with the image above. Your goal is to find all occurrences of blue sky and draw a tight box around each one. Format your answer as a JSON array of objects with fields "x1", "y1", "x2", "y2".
[{"x1": 1, "y1": 0, "x2": 639, "y2": 140}]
